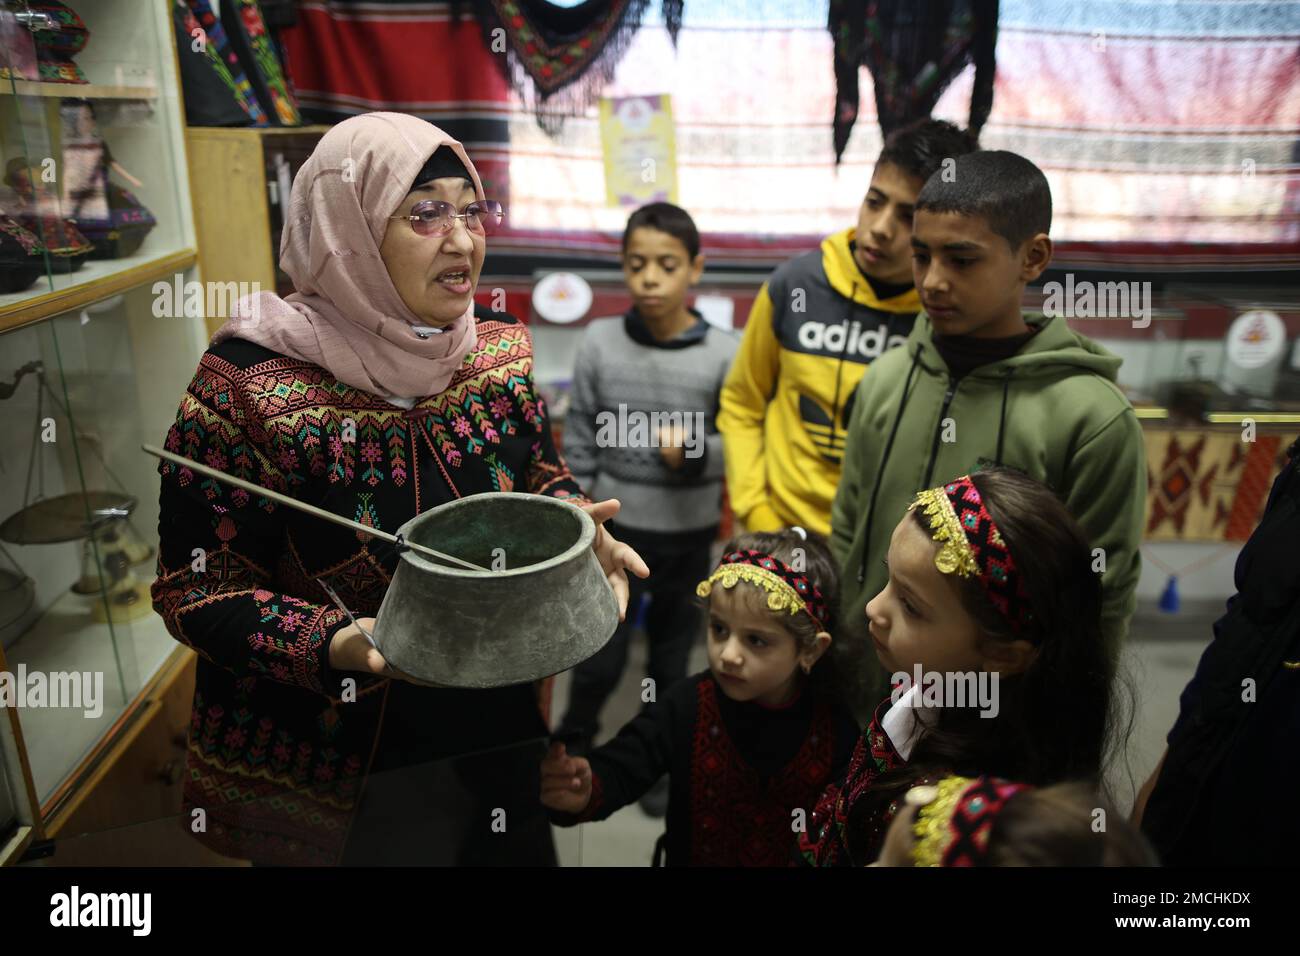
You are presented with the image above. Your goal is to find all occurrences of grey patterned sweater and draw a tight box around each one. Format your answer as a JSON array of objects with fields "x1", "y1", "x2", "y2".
[{"x1": 564, "y1": 309, "x2": 739, "y2": 536}]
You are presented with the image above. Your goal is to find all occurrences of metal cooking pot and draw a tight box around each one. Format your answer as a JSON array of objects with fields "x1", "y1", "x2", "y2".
[{"x1": 372, "y1": 492, "x2": 619, "y2": 688}]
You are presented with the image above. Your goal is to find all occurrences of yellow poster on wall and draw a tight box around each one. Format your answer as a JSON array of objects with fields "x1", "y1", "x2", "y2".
[{"x1": 599, "y1": 95, "x2": 678, "y2": 208}]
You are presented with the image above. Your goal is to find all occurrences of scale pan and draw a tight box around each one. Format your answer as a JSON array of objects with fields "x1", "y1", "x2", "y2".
[{"x1": 0, "y1": 491, "x2": 138, "y2": 545}]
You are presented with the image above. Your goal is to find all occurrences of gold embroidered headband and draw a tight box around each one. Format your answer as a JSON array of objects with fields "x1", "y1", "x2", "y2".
[
  {"x1": 695, "y1": 550, "x2": 829, "y2": 629},
  {"x1": 909, "y1": 775, "x2": 1032, "y2": 867},
  {"x1": 909, "y1": 475, "x2": 1034, "y2": 637}
]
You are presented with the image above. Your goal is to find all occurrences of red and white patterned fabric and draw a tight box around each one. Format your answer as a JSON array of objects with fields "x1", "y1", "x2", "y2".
[{"x1": 277, "y1": 1, "x2": 1297, "y2": 271}]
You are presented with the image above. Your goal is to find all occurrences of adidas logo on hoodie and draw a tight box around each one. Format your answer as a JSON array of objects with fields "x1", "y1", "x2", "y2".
[{"x1": 796, "y1": 319, "x2": 908, "y2": 361}]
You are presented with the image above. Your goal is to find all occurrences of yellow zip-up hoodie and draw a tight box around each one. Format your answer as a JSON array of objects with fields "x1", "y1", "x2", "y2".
[{"x1": 717, "y1": 228, "x2": 920, "y2": 535}]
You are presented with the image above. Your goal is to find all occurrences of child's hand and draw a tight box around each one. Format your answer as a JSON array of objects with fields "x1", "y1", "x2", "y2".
[
  {"x1": 540, "y1": 742, "x2": 593, "y2": 814},
  {"x1": 658, "y1": 425, "x2": 686, "y2": 470}
]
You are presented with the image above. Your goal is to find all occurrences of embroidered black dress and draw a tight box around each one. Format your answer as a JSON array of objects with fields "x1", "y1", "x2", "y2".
[
  {"x1": 798, "y1": 696, "x2": 910, "y2": 866},
  {"x1": 550, "y1": 670, "x2": 859, "y2": 866},
  {"x1": 152, "y1": 307, "x2": 585, "y2": 865}
]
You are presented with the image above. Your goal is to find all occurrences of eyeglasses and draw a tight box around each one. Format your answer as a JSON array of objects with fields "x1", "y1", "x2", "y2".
[{"x1": 389, "y1": 199, "x2": 504, "y2": 237}]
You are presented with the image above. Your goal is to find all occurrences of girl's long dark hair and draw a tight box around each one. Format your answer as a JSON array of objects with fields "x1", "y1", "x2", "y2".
[
  {"x1": 717, "y1": 529, "x2": 848, "y2": 707},
  {"x1": 854, "y1": 467, "x2": 1132, "y2": 851}
]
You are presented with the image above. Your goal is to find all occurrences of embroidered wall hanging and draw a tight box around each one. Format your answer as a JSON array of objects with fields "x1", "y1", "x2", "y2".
[
  {"x1": 174, "y1": 0, "x2": 265, "y2": 126},
  {"x1": 217, "y1": 0, "x2": 302, "y2": 125},
  {"x1": 469, "y1": 0, "x2": 686, "y2": 132},
  {"x1": 1144, "y1": 427, "x2": 1289, "y2": 541}
]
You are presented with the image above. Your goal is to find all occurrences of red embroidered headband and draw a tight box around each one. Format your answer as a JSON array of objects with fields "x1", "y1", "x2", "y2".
[
  {"x1": 696, "y1": 549, "x2": 829, "y2": 630},
  {"x1": 909, "y1": 474, "x2": 1035, "y2": 638},
  {"x1": 909, "y1": 775, "x2": 1033, "y2": 867}
]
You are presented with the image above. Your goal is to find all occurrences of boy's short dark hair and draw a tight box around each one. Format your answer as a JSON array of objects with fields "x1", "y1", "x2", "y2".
[
  {"x1": 915, "y1": 150, "x2": 1053, "y2": 249},
  {"x1": 876, "y1": 119, "x2": 979, "y2": 186},
  {"x1": 621, "y1": 202, "x2": 700, "y2": 260}
]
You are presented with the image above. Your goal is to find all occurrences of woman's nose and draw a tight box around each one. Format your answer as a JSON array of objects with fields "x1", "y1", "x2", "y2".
[{"x1": 440, "y1": 217, "x2": 476, "y2": 255}]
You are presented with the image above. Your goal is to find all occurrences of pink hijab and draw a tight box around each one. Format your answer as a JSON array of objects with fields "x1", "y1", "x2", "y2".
[{"x1": 211, "y1": 112, "x2": 484, "y2": 398}]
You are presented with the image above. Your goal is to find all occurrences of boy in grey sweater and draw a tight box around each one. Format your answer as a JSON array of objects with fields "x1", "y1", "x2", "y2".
[{"x1": 558, "y1": 203, "x2": 738, "y2": 811}]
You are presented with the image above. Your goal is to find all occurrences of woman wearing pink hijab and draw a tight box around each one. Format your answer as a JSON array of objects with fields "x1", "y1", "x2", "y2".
[{"x1": 152, "y1": 112, "x2": 648, "y2": 866}]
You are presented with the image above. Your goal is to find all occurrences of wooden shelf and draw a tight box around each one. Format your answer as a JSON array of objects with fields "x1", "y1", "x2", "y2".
[
  {"x1": 8, "y1": 80, "x2": 158, "y2": 100},
  {"x1": 0, "y1": 248, "x2": 198, "y2": 332},
  {"x1": 0, "y1": 826, "x2": 36, "y2": 868},
  {"x1": 1136, "y1": 411, "x2": 1300, "y2": 427},
  {"x1": 1204, "y1": 412, "x2": 1300, "y2": 424},
  {"x1": 185, "y1": 123, "x2": 332, "y2": 139}
]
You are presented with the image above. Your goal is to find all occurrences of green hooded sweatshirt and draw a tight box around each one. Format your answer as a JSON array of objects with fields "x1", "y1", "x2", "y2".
[{"x1": 830, "y1": 313, "x2": 1147, "y2": 711}]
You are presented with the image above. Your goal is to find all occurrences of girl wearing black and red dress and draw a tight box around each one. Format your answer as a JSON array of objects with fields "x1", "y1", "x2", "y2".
[{"x1": 542, "y1": 528, "x2": 859, "y2": 866}]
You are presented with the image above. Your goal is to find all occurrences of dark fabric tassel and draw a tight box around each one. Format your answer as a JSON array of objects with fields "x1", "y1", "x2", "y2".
[
  {"x1": 662, "y1": 0, "x2": 685, "y2": 44},
  {"x1": 830, "y1": 0, "x2": 999, "y2": 163},
  {"x1": 830, "y1": 0, "x2": 869, "y2": 162}
]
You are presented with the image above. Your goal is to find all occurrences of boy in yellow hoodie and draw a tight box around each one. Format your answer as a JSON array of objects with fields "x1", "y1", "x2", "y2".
[{"x1": 718, "y1": 119, "x2": 978, "y2": 535}]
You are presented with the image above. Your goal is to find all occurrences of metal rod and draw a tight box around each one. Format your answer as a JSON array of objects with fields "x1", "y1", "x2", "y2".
[{"x1": 141, "y1": 444, "x2": 488, "y2": 572}]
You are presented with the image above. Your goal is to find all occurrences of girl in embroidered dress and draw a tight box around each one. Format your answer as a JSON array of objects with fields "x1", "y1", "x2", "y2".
[
  {"x1": 801, "y1": 466, "x2": 1128, "y2": 865},
  {"x1": 541, "y1": 528, "x2": 860, "y2": 866}
]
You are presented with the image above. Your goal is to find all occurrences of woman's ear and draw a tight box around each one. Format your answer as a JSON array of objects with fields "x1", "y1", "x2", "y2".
[
  {"x1": 800, "y1": 631, "x2": 832, "y2": 672},
  {"x1": 980, "y1": 637, "x2": 1038, "y2": 676}
]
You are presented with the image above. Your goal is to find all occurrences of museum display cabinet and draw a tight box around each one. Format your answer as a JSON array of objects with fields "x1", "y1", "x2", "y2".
[
  {"x1": 1031, "y1": 281, "x2": 1300, "y2": 544},
  {"x1": 1, "y1": 0, "x2": 214, "y2": 865}
]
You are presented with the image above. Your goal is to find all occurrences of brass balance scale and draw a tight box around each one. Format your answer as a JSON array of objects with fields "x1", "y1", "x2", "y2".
[{"x1": 0, "y1": 360, "x2": 154, "y2": 639}]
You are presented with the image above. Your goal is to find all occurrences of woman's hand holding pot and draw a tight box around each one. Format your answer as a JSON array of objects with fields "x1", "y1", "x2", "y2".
[
  {"x1": 578, "y1": 498, "x2": 651, "y2": 621},
  {"x1": 328, "y1": 618, "x2": 439, "y2": 686}
]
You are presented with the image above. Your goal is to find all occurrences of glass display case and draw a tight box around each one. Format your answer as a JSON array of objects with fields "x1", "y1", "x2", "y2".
[
  {"x1": 1, "y1": 0, "x2": 206, "y2": 851},
  {"x1": 0, "y1": 277, "x2": 209, "y2": 807},
  {"x1": 1028, "y1": 281, "x2": 1300, "y2": 425},
  {"x1": 1, "y1": 0, "x2": 195, "y2": 328}
]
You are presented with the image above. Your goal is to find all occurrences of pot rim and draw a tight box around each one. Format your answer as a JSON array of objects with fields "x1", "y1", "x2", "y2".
[{"x1": 393, "y1": 491, "x2": 595, "y2": 578}]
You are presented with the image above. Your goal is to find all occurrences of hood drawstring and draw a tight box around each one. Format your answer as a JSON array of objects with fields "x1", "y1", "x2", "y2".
[
  {"x1": 828, "y1": 283, "x2": 855, "y2": 462},
  {"x1": 857, "y1": 345, "x2": 923, "y2": 584},
  {"x1": 995, "y1": 368, "x2": 1014, "y2": 465}
]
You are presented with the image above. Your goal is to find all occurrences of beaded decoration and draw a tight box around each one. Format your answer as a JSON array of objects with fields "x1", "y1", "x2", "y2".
[
  {"x1": 910, "y1": 775, "x2": 1032, "y2": 867},
  {"x1": 696, "y1": 549, "x2": 829, "y2": 630},
  {"x1": 908, "y1": 475, "x2": 1035, "y2": 637},
  {"x1": 911, "y1": 486, "x2": 981, "y2": 578}
]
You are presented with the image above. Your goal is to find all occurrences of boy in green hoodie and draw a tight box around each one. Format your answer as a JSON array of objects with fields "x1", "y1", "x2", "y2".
[
  {"x1": 832, "y1": 150, "x2": 1147, "y2": 711},
  {"x1": 718, "y1": 119, "x2": 978, "y2": 537}
]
